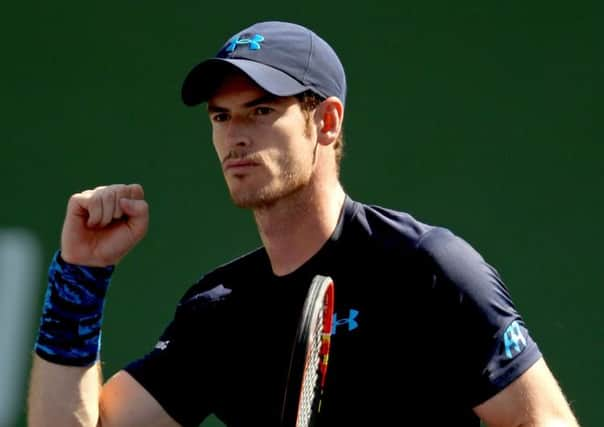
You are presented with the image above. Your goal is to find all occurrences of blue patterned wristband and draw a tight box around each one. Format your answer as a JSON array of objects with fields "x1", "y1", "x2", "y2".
[{"x1": 34, "y1": 250, "x2": 114, "y2": 366}]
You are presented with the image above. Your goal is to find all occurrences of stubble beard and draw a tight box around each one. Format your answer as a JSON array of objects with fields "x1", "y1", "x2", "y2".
[{"x1": 228, "y1": 161, "x2": 312, "y2": 210}]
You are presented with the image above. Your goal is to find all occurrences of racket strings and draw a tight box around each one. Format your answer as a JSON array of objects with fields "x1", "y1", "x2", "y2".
[{"x1": 297, "y1": 305, "x2": 325, "y2": 427}]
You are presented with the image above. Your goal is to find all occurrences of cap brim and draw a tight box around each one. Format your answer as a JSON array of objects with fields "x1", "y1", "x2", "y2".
[{"x1": 181, "y1": 58, "x2": 310, "y2": 106}]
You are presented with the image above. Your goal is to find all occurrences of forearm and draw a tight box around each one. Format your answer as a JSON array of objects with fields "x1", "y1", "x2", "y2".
[
  {"x1": 28, "y1": 355, "x2": 102, "y2": 427},
  {"x1": 28, "y1": 251, "x2": 113, "y2": 426},
  {"x1": 518, "y1": 421, "x2": 579, "y2": 427},
  {"x1": 516, "y1": 408, "x2": 581, "y2": 427},
  {"x1": 476, "y1": 358, "x2": 581, "y2": 427},
  {"x1": 27, "y1": 185, "x2": 149, "y2": 426}
]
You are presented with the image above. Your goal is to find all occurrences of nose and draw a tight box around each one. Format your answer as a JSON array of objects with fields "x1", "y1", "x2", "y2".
[{"x1": 225, "y1": 114, "x2": 252, "y2": 148}]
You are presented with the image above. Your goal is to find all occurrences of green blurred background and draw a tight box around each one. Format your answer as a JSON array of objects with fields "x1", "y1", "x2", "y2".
[{"x1": 2, "y1": 1, "x2": 601, "y2": 426}]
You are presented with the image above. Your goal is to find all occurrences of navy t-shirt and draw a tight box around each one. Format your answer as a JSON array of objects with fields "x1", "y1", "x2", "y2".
[{"x1": 125, "y1": 196, "x2": 541, "y2": 426}]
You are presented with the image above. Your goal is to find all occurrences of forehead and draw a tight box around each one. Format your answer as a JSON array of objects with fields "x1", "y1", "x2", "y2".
[{"x1": 208, "y1": 71, "x2": 268, "y2": 104}]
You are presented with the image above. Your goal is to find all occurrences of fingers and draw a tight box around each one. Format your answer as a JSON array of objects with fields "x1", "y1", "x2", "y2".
[
  {"x1": 69, "y1": 184, "x2": 146, "y2": 229},
  {"x1": 100, "y1": 189, "x2": 116, "y2": 227},
  {"x1": 110, "y1": 184, "x2": 135, "y2": 223},
  {"x1": 128, "y1": 183, "x2": 145, "y2": 200},
  {"x1": 119, "y1": 198, "x2": 149, "y2": 238},
  {"x1": 119, "y1": 185, "x2": 149, "y2": 242},
  {"x1": 119, "y1": 198, "x2": 148, "y2": 217}
]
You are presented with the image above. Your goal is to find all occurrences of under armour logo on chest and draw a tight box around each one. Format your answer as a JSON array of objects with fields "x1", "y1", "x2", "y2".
[{"x1": 331, "y1": 309, "x2": 359, "y2": 335}]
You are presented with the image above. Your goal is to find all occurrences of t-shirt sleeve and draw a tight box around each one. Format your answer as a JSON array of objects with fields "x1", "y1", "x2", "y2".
[
  {"x1": 123, "y1": 279, "x2": 229, "y2": 427},
  {"x1": 416, "y1": 227, "x2": 542, "y2": 407}
]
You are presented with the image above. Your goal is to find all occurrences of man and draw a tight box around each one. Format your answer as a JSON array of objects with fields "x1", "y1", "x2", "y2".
[{"x1": 28, "y1": 21, "x2": 579, "y2": 426}]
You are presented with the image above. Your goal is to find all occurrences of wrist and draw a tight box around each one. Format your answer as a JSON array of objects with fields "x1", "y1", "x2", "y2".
[
  {"x1": 59, "y1": 248, "x2": 114, "y2": 268},
  {"x1": 34, "y1": 250, "x2": 115, "y2": 366}
]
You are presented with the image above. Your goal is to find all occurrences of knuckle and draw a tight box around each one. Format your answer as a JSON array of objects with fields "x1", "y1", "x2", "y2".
[
  {"x1": 102, "y1": 189, "x2": 115, "y2": 201},
  {"x1": 111, "y1": 183, "x2": 126, "y2": 194},
  {"x1": 91, "y1": 187, "x2": 104, "y2": 199}
]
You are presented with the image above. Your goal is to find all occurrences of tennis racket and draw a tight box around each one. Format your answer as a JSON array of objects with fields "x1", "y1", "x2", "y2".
[{"x1": 281, "y1": 275, "x2": 335, "y2": 427}]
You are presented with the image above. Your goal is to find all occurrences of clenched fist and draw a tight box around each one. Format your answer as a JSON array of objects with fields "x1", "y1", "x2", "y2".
[{"x1": 60, "y1": 184, "x2": 149, "y2": 267}]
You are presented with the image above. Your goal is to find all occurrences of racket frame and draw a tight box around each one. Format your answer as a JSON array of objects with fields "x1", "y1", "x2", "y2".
[{"x1": 281, "y1": 275, "x2": 335, "y2": 427}]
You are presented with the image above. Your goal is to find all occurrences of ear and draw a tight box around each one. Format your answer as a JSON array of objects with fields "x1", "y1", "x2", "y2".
[{"x1": 315, "y1": 97, "x2": 344, "y2": 146}]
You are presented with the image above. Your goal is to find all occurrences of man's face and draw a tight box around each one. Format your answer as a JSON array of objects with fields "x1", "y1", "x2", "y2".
[{"x1": 207, "y1": 72, "x2": 317, "y2": 209}]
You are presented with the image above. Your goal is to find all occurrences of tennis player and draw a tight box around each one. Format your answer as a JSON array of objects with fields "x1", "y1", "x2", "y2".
[{"x1": 28, "y1": 21, "x2": 580, "y2": 426}]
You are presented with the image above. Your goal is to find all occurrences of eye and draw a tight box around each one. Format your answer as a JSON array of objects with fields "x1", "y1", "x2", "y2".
[
  {"x1": 211, "y1": 112, "x2": 230, "y2": 122},
  {"x1": 254, "y1": 106, "x2": 273, "y2": 116}
]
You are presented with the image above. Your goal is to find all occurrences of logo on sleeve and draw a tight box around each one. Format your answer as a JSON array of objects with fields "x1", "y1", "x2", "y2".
[
  {"x1": 154, "y1": 340, "x2": 170, "y2": 351},
  {"x1": 181, "y1": 284, "x2": 233, "y2": 306},
  {"x1": 503, "y1": 320, "x2": 527, "y2": 359}
]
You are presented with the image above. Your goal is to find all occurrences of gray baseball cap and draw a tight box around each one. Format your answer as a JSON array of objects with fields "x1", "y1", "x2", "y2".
[{"x1": 181, "y1": 21, "x2": 347, "y2": 106}]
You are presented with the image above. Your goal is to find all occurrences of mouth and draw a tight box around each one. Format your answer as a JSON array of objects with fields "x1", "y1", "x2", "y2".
[{"x1": 223, "y1": 159, "x2": 260, "y2": 172}]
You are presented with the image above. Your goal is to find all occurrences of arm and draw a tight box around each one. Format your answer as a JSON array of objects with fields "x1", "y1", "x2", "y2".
[
  {"x1": 28, "y1": 357, "x2": 179, "y2": 427},
  {"x1": 474, "y1": 357, "x2": 580, "y2": 427},
  {"x1": 27, "y1": 184, "x2": 176, "y2": 427},
  {"x1": 28, "y1": 357, "x2": 102, "y2": 427},
  {"x1": 417, "y1": 229, "x2": 579, "y2": 427},
  {"x1": 100, "y1": 370, "x2": 179, "y2": 427}
]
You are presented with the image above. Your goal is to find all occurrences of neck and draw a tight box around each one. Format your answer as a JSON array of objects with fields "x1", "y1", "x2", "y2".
[{"x1": 253, "y1": 182, "x2": 346, "y2": 276}]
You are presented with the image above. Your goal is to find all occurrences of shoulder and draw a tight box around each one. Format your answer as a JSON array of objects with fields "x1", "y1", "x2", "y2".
[
  {"x1": 413, "y1": 225, "x2": 517, "y2": 325},
  {"x1": 416, "y1": 226, "x2": 484, "y2": 267},
  {"x1": 345, "y1": 198, "x2": 434, "y2": 250},
  {"x1": 344, "y1": 196, "x2": 491, "y2": 264},
  {"x1": 415, "y1": 226, "x2": 496, "y2": 292}
]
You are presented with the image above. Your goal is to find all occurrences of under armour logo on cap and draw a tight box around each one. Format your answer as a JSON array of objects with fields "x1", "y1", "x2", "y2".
[{"x1": 225, "y1": 34, "x2": 265, "y2": 52}]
